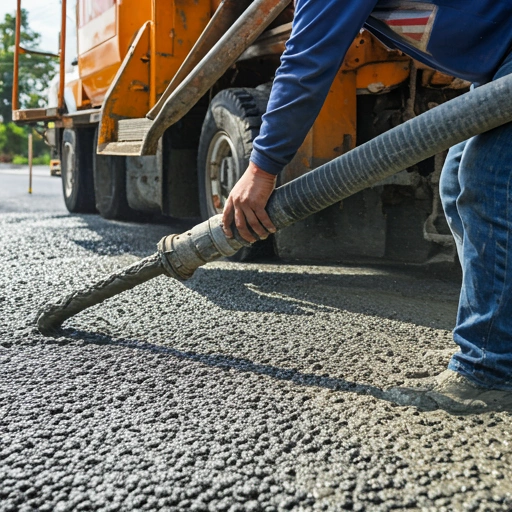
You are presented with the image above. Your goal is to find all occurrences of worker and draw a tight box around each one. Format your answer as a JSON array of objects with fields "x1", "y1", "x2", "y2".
[{"x1": 222, "y1": 0, "x2": 512, "y2": 413}]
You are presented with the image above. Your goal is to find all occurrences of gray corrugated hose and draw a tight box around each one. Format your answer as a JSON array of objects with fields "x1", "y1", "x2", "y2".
[{"x1": 37, "y1": 73, "x2": 512, "y2": 334}]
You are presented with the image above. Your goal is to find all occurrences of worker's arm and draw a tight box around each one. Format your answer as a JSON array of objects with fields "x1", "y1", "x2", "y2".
[{"x1": 223, "y1": 0, "x2": 379, "y2": 241}]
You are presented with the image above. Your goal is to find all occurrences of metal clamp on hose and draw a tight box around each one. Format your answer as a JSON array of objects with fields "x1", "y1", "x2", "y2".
[{"x1": 157, "y1": 235, "x2": 193, "y2": 281}]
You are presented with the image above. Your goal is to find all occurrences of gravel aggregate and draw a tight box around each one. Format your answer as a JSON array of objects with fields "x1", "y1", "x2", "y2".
[{"x1": 1, "y1": 171, "x2": 512, "y2": 511}]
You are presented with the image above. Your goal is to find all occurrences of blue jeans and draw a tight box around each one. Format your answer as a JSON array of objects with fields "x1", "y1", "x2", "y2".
[{"x1": 439, "y1": 52, "x2": 512, "y2": 391}]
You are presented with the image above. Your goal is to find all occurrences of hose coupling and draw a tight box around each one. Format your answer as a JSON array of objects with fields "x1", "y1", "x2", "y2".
[{"x1": 157, "y1": 214, "x2": 246, "y2": 280}]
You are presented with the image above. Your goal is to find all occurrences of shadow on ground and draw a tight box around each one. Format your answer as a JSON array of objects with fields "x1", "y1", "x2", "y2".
[
  {"x1": 185, "y1": 265, "x2": 459, "y2": 330},
  {"x1": 51, "y1": 329, "x2": 512, "y2": 416}
]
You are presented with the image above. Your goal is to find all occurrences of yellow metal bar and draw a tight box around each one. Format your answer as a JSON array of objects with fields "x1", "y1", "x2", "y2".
[
  {"x1": 28, "y1": 132, "x2": 33, "y2": 194},
  {"x1": 12, "y1": 0, "x2": 22, "y2": 112},
  {"x1": 58, "y1": 0, "x2": 67, "y2": 112},
  {"x1": 150, "y1": 0, "x2": 157, "y2": 107}
]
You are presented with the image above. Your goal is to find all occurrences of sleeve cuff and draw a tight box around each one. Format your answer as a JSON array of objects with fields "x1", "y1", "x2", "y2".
[{"x1": 250, "y1": 148, "x2": 284, "y2": 176}]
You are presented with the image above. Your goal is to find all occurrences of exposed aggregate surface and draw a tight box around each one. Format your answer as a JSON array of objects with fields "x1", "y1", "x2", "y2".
[{"x1": 1, "y1": 169, "x2": 512, "y2": 511}]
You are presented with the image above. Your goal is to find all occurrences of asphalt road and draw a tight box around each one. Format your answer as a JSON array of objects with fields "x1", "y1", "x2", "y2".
[{"x1": 1, "y1": 165, "x2": 512, "y2": 511}]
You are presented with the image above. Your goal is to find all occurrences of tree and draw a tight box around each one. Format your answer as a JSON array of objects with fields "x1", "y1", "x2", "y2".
[{"x1": 0, "y1": 9, "x2": 56, "y2": 123}]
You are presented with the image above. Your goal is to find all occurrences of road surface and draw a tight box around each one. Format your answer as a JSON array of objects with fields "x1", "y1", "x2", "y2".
[{"x1": 1, "y1": 165, "x2": 511, "y2": 511}]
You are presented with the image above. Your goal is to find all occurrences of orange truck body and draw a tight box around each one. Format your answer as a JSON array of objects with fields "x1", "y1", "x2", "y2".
[
  {"x1": 74, "y1": 0, "x2": 213, "y2": 108},
  {"x1": 13, "y1": 0, "x2": 467, "y2": 264}
]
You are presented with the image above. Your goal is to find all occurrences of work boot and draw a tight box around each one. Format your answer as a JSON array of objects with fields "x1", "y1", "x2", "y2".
[{"x1": 386, "y1": 369, "x2": 512, "y2": 414}]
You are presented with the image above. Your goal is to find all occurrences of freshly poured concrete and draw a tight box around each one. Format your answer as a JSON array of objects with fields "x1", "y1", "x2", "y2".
[{"x1": 1, "y1": 169, "x2": 512, "y2": 511}]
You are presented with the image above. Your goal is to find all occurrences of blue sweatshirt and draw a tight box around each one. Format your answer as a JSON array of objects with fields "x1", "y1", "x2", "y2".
[{"x1": 251, "y1": 0, "x2": 512, "y2": 175}]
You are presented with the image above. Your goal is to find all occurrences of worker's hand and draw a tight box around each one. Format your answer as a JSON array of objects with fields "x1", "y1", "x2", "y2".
[{"x1": 222, "y1": 162, "x2": 277, "y2": 243}]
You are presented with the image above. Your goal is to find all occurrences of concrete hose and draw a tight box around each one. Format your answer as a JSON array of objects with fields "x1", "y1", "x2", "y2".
[
  {"x1": 37, "y1": 254, "x2": 164, "y2": 334},
  {"x1": 266, "y1": 74, "x2": 512, "y2": 228},
  {"x1": 37, "y1": 74, "x2": 512, "y2": 334}
]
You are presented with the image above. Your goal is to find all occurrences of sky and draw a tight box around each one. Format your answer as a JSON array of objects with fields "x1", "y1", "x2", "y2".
[{"x1": 1, "y1": 0, "x2": 74, "y2": 54}]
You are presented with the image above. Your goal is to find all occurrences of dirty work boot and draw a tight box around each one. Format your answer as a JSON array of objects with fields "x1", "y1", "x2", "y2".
[
  {"x1": 426, "y1": 369, "x2": 512, "y2": 414},
  {"x1": 386, "y1": 370, "x2": 512, "y2": 414}
]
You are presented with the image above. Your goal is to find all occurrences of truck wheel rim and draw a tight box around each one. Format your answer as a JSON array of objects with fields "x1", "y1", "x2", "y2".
[
  {"x1": 63, "y1": 141, "x2": 75, "y2": 198},
  {"x1": 205, "y1": 131, "x2": 239, "y2": 215}
]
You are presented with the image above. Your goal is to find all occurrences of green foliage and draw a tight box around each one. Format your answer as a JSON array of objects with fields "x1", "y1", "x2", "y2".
[
  {"x1": 0, "y1": 122, "x2": 49, "y2": 161},
  {"x1": 0, "y1": 9, "x2": 56, "y2": 123},
  {"x1": 11, "y1": 154, "x2": 26, "y2": 164},
  {"x1": 0, "y1": 122, "x2": 27, "y2": 157},
  {"x1": 12, "y1": 153, "x2": 50, "y2": 165},
  {"x1": 0, "y1": 122, "x2": 5, "y2": 150}
]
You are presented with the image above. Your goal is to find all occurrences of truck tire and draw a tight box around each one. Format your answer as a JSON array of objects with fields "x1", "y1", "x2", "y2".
[
  {"x1": 197, "y1": 87, "x2": 273, "y2": 261},
  {"x1": 61, "y1": 128, "x2": 96, "y2": 213},
  {"x1": 92, "y1": 129, "x2": 137, "y2": 221}
]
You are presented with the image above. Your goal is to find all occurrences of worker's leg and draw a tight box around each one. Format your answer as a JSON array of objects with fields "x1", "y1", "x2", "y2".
[
  {"x1": 447, "y1": 123, "x2": 512, "y2": 390},
  {"x1": 443, "y1": 55, "x2": 512, "y2": 390},
  {"x1": 439, "y1": 140, "x2": 466, "y2": 260}
]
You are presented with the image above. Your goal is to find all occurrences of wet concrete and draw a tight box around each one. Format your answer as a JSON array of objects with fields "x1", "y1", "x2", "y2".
[{"x1": 1, "y1": 170, "x2": 512, "y2": 511}]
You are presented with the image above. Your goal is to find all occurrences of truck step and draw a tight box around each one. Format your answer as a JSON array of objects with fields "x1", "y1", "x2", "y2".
[
  {"x1": 98, "y1": 141, "x2": 144, "y2": 156},
  {"x1": 118, "y1": 118, "x2": 153, "y2": 142},
  {"x1": 98, "y1": 118, "x2": 153, "y2": 156}
]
